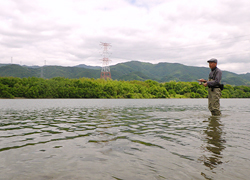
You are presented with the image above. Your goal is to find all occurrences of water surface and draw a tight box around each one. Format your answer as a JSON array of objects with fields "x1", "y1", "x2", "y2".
[{"x1": 0, "y1": 99, "x2": 250, "y2": 180}]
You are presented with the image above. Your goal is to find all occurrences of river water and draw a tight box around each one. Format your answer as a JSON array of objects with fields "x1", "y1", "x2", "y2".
[{"x1": 0, "y1": 99, "x2": 249, "y2": 180}]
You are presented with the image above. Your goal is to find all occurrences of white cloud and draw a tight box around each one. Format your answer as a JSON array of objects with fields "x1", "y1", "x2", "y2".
[{"x1": 0, "y1": 0, "x2": 249, "y2": 74}]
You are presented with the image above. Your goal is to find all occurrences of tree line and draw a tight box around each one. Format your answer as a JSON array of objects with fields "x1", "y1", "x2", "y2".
[{"x1": 0, "y1": 77, "x2": 250, "y2": 98}]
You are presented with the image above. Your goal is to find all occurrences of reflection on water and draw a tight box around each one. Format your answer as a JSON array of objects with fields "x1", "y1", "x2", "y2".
[
  {"x1": 204, "y1": 116, "x2": 225, "y2": 169},
  {"x1": 0, "y1": 99, "x2": 250, "y2": 180},
  {"x1": 200, "y1": 116, "x2": 226, "y2": 179}
]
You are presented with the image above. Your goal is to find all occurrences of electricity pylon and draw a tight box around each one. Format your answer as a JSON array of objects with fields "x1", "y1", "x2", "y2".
[{"x1": 100, "y1": 42, "x2": 112, "y2": 79}]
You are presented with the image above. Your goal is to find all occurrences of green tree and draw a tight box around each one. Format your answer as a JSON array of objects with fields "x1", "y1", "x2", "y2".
[{"x1": 0, "y1": 84, "x2": 14, "y2": 98}]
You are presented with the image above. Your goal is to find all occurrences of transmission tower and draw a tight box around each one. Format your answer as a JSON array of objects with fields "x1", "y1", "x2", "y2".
[{"x1": 100, "y1": 42, "x2": 112, "y2": 79}]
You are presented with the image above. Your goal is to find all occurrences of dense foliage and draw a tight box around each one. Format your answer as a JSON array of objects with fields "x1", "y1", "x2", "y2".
[{"x1": 0, "y1": 77, "x2": 250, "y2": 99}]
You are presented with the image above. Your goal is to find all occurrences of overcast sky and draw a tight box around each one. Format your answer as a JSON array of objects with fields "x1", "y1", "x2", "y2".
[{"x1": 0, "y1": 0, "x2": 250, "y2": 74}]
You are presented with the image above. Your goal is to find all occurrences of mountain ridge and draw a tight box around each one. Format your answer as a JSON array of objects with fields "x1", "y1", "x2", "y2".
[{"x1": 0, "y1": 61, "x2": 249, "y2": 85}]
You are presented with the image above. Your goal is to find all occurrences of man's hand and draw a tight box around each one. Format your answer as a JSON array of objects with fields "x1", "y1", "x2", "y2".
[
  {"x1": 198, "y1": 79, "x2": 207, "y2": 83},
  {"x1": 203, "y1": 82, "x2": 207, "y2": 87}
]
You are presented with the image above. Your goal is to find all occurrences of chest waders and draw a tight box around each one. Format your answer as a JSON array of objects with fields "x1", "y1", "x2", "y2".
[{"x1": 208, "y1": 79, "x2": 222, "y2": 116}]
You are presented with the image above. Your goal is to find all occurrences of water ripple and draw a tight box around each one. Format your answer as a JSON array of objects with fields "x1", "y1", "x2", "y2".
[{"x1": 0, "y1": 99, "x2": 250, "y2": 180}]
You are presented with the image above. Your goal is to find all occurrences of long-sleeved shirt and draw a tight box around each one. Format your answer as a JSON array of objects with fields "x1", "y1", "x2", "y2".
[{"x1": 207, "y1": 67, "x2": 222, "y2": 87}]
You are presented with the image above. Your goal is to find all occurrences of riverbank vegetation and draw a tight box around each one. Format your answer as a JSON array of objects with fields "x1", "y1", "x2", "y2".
[{"x1": 0, "y1": 77, "x2": 250, "y2": 98}]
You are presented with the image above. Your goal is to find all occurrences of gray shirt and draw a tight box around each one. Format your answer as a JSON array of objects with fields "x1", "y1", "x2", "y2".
[{"x1": 207, "y1": 67, "x2": 222, "y2": 87}]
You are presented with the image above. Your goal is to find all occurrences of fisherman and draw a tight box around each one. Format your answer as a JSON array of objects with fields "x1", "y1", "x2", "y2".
[{"x1": 198, "y1": 58, "x2": 223, "y2": 116}]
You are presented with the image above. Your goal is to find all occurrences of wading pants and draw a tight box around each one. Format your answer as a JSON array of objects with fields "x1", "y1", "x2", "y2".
[{"x1": 208, "y1": 88, "x2": 221, "y2": 116}]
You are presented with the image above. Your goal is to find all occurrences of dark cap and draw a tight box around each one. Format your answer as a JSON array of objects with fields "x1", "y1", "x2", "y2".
[{"x1": 207, "y1": 58, "x2": 217, "y2": 63}]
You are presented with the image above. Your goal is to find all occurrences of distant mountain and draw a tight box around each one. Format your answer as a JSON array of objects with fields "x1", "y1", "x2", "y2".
[
  {"x1": 23, "y1": 65, "x2": 41, "y2": 69},
  {"x1": 0, "y1": 63, "x2": 11, "y2": 67},
  {"x1": 74, "y1": 64, "x2": 101, "y2": 69},
  {"x1": 239, "y1": 73, "x2": 250, "y2": 81},
  {"x1": 0, "y1": 64, "x2": 38, "y2": 78},
  {"x1": 0, "y1": 61, "x2": 249, "y2": 85},
  {"x1": 111, "y1": 61, "x2": 250, "y2": 85}
]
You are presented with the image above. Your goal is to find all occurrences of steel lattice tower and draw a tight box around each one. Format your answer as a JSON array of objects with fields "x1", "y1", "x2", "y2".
[{"x1": 100, "y1": 42, "x2": 112, "y2": 79}]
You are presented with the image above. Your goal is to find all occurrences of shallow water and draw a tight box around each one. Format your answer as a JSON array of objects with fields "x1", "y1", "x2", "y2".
[{"x1": 0, "y1": 99, "x2": 250, "y2": 180}]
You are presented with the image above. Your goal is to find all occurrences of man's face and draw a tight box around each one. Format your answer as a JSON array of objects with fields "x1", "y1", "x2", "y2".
[{"x1": 209, "y1": 62, "x2": 217, "y2": 69}]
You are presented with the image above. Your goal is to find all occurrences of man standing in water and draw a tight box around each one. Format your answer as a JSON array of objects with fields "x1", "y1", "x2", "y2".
[{"x1": 198, "y1": 58, "x2": 222, "y2": 116}]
